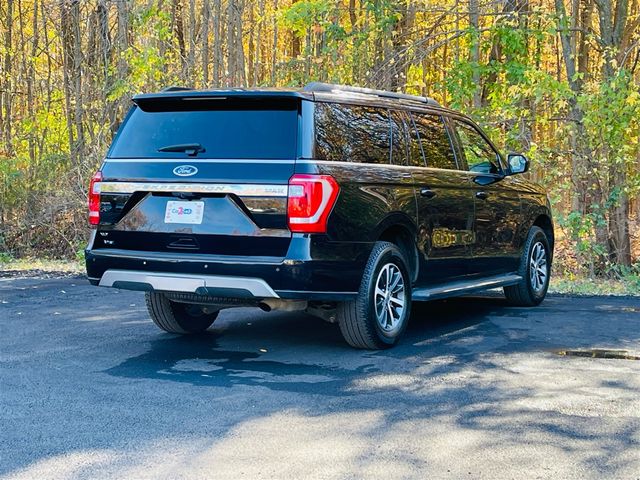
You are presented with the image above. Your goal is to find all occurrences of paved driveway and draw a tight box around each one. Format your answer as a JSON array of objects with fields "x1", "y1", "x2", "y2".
[{"x1": 1, "y1": 276, "x2": 639, "y2": 479}]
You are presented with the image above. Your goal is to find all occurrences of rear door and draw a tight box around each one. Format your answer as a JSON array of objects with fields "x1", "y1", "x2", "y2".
[
  {"x1": 408, "y1": 111, "x2": 475, "y2": 285},
  {"x1": 94, "y1": 95, "x2": 299, "y2": 258}
]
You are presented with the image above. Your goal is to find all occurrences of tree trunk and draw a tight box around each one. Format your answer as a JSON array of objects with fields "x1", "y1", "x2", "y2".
[
  {"x1": 97, "y1": 0, "x2": 111, "y2": 76},
  {"x1": 187, "y1": 0, "x2": 196, "y2": 84},
  {"x1": 607, "y1": 168, "x2": 632, "y2": 266},
  {"x1": 70, "y1": 0, "x2": 84, "y2": 164},
  {"x1": 554, "y1": 0, "x2": 611, "y2": 271},
  {"x1": 227, "y1": 0, "x2": 236, "y2": 85},
  {"x1": 594, "y1": 0, "x2": 632, "y2": 266},
  {"x1": 115, "y1": 0, "x2": 129, "y2": 81},
  {"x1": 60, "y1": 0, "x2": 76, "y2": 165},
  {"x1": 236, "y1": 0, "x2": 246, "y2": 85},
  {"x1": 389, "y1": 1, "x2": 415, "y2": 91},
  {"x1": 253, "y1": 0, "x2": 265, "y2": 85},
  {"x1": 468, "y1": 0, "x2": 481, "y2": 109},
  {"x1": 289, "y1": 0, "x2": 300, "y2": 59},
  {"x1": 555, "y1": 0, "x2": 590, "y2": 213},
  {"x1": 248, "y1": 3, "x2": 255, "y2": 85},
  {"x1": 212, "y1": 0, "x2": 221, "y2": 86},
  {"x1": 173, "y1": 0, "x2": 187, "y2": 80},
  {"x1": 202, "y1": 0, "x2": 210, "y2": 86},
  {"x1": 109, "y1": 0, "x2": 128, "y2": 136},
  {"x1": 2, "y1": 0, "x2": 14, "y2": 155},
  {"x1": 96, "y1": 0, "x2": 112, "y2": 138},
  {"x1": 271, "y1": 0, "x2": 278, "y2": 83}
]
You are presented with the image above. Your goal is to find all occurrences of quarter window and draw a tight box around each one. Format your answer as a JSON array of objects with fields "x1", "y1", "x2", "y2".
[
  {"x1": 453, "y1": 120, "x2": 501, "y2": 174},
  {"x1": 410, "y1": 113, "x2": 457, "y2": 170},
  {"x1": 315, "y1": 103, "x2": 391, "y2": 164}
]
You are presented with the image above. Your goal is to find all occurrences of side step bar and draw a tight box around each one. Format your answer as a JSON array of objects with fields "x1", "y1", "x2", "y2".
[{"x1": 412, "y1": 274, "x2": 522, "y2": 302}]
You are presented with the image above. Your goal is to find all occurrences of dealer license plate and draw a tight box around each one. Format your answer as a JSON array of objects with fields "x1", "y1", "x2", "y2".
[{"x1": 164, "y1": 201, "x2": 204, "y2": 224}]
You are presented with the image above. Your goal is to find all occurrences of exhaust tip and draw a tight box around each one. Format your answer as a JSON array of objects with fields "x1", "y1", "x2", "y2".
[{"x1": 258, "y1": 302, "x2": 272, "y2": 312}]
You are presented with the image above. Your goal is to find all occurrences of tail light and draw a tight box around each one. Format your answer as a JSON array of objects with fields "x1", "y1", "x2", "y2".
[
  {"x1": 88, "y1": 170, "x2": 103, "y2": 226},
  {"x1": 287, "y1": 174, "x2": 339, "y2": 233}
]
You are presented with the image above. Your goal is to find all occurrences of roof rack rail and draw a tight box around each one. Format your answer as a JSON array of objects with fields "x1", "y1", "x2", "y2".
[
  {"x1": 303, "y1": 82, "x2": 440, "y2": 107},
  {"x1": 161, "y1": 86, "x2": 194, "y2": 92}
]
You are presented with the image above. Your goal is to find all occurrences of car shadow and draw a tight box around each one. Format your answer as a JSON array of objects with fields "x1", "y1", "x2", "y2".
[
  {"x1": 105, "y1": 295, "x2": 506, "y2": 394},
  {"x1": 5, "y1": 290, "x2": 640, "y2": 478}
]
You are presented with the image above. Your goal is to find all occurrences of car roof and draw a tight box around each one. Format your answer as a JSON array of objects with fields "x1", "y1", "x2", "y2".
[{"x1": 131, "y1": 83, "x2": 465, "y2": 119}]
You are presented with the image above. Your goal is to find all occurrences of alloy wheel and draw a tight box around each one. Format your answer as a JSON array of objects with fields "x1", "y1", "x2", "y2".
[
  {"x1": 374, "y1": 263, "x2": 406, "y2": 333},
  {"x1": 529, "y1": 241, "x2": 548, "y2": 293}
]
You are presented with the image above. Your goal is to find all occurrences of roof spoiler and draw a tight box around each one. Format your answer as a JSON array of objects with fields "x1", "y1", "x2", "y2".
[
  {"x1": 132, "y1": 87, "x2": 306, "y2": 107},
  {"x1": 161, "y1": 86, "x2": 194, "y2": 92}
]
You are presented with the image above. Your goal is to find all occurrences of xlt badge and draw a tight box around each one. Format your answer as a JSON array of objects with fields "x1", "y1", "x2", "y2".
[{"x1": 173, "y1": 165, "x2": 198, "y2": 177}]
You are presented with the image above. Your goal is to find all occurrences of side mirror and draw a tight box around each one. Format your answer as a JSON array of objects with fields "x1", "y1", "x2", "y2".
[{"x1": 507, "y1": 153, "x2": 529, "y2": 175}]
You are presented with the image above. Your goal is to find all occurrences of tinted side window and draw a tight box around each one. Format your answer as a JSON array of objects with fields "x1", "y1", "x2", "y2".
[
  {"x1": 315, "y1": 103, "x2": 390, "y2": 164},
  {"x1": 411, "y1": 113, "x2": 457, "y2": 170},
  {"x1": 389, "y1": 110, "x2": 410, "y2": 166},
  {"x1": 454, "y1": 120, "x2": 501, "y2": 174},
  {"x1": 406, "y1": 114, "x2": 427, "y2": 167}
]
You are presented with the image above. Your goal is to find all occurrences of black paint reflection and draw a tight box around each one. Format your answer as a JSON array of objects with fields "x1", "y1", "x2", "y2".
[
  {"x1": 315, "y1": 102, "x2": 392, "y2": 165},
  {"x1": 411, "y1": 113, "x2": 458, "y2": 170}
]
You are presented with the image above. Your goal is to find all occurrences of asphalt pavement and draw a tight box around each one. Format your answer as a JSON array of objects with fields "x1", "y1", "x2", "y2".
[{"x1": 0, "y1": 275, "x2": 639, "y2": 479}]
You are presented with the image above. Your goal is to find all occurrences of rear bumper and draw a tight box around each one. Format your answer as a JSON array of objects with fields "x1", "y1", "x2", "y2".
[
  {"x1": 86, "y1": 236, "x2": 372, "y2": 301},
  {"x1": 98, "y1": 270, "x2": 279, "y2": 298}
]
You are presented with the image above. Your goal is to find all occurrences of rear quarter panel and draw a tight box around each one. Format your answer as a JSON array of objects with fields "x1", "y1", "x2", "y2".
[{"x1": 294, "y1": 161, "x2": 417, "y2": 243}]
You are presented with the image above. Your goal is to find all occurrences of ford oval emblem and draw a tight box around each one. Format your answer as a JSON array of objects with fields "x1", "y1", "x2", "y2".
[{"x1": 173, "y1": 165, "x2": 198, "y2": 177}]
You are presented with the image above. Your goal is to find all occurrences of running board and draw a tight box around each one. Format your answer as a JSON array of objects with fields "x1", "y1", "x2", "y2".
[{"x1": 412, "y1": 274, "x2": 522, "y2": 301}]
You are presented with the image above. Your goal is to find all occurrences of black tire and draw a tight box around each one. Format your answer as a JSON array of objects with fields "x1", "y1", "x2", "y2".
[
  {"x1": 145, "y1": 292, "x2": 218, "y2": 334},
  {"x1": 504, "y1": 226, "x2": 551, "y2": 306},
  {"x1": 337, "y1": 241, "x2": 412, "y2": 349}
]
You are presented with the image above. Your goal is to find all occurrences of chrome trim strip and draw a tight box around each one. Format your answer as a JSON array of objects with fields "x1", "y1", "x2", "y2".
[
  {"x1": 296, "y1": 159, "x2": 483, "y2": 176},
  {"x1": 275, "y1": 290, "x2": 358, "y2": 296},
  {"x1": 89, "y1": 248, "x2": 284, "y2": 265},
  {"x1": 98, "y1": 182, "x2": 288, "y2": 197},
  {"x1": 99, "y1": 270, "x2": 279, "y2": 298},
  {"x1": 104, "y1": 159, "x2": 296, "y2": 164}
]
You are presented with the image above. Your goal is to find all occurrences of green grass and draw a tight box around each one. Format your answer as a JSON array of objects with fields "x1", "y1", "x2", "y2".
[
  {"x1": 549, "y1": 275, "x2": 639, "y2": 296},
  {"x1": 0, "y1": 257, "x2": 84, "y2": 274}
]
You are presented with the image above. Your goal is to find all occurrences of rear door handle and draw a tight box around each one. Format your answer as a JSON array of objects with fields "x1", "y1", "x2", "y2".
[
  {"x1": 420, "y1": 188, "x2": 436, "y2": 199},
  {"x1": 475, "y1": 191, "x2": 489, "y2": 200}
]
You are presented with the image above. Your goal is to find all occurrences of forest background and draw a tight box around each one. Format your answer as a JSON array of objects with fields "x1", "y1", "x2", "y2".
[{"x1": 0, "y1": 0, "x2": 639, "y2": 291}]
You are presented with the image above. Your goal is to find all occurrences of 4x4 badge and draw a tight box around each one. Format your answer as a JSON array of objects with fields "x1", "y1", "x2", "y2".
[{"x1": 173, "y1": 165, "x2": 198, "y2": 177}]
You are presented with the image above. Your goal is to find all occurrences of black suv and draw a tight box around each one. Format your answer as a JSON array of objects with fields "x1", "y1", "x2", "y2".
[{"x1": 86, "y1": 83, "x2": 553, "y2": 349}]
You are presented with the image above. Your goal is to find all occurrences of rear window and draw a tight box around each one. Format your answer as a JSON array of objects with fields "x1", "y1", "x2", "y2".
[{"x1": 108, "y1": 98, "x2": 298, "y2": 159}]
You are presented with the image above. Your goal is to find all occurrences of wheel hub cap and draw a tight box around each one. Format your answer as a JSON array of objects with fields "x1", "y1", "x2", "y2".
[
  {"x1": 529, "y1": 241, "x2": 548, "y2": 293},
  {"x1": 374, "y1": 263, "x2": 405, "y2": 333}
]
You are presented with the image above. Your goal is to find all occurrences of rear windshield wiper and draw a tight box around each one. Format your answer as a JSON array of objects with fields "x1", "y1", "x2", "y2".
[{"x1": 157, "y1": 143, "x2": 205, "y2": 156}]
